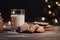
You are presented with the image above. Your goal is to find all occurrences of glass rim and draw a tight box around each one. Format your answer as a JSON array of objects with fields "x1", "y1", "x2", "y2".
[{"x1": 11, "y1": 9, "x2": 25, "y2": 15}]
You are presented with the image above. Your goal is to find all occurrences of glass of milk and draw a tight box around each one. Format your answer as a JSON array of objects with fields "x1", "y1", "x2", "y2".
[{"x1": 11, "y1": 9, "x2": 25, "y2": 29}]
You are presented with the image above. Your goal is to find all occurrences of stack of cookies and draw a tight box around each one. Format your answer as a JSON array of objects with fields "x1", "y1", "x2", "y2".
[
  {"x1": 34, "y1": 22, "x2": 53, "y2": 31},
  {"x1": 36, "y1": 26, "x2": 45, "y2": 33},
  {"x1": 20, "y1": 23, "x2": 45, "y2": 33},
  {"x1": 19, "y1": 22, "x2": 53, "y2": 33},
  {"x1": 44, "y1": 25, "x2": 52, "y2": 31},
  {"x1": 30, "y1": 24, "x2": 45, "y2": 33}
]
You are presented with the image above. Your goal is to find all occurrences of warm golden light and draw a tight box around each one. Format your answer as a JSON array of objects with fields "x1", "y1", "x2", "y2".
[
  {"x1": 45, "y1": 0, "x2": 48, "y2": 3},
  {"x1": 41, "y1": 17, "x2": 45, "y2": 21},
  {"x1": 48, "y1": 5, "x2": 51, "y2": 8},
  {"x1": 34, "y1": 21, "x2": 37, "y2": 24},
  {"x1": 3, "y1": 25, "x2": 6, "y2": 28},
  {"x1": 48, "y1": 11, "x2": 52, "y2": 14},
  {"x1": 56, "y1": 2, "x2": 58, "y2": 5},
  {"x1": 12, "y1": 11, "x2": 15, "y2": 14},
  {"x1": 58, "y1": 3, "x2": 60, "y2": 6},
  {"x1": 8, "y1": 21, "x2": 11, "y2": 25},
  {"x1": 54, "y1": 19, "x2": 58, "y2": 23}
]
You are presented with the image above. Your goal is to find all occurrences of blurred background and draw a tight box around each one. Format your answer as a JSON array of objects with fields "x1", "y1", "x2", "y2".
[{"x1": 0, "y1": 0, "x2": 60, "y2": 25}]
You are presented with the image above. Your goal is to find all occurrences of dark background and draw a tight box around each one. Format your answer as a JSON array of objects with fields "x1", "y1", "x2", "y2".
[
  {"x1": 0, "y1": 0, "x2": 60, "y2": 24},
  {"x1": 0, "y1": 0, "x2": 44, "y2": 22}
]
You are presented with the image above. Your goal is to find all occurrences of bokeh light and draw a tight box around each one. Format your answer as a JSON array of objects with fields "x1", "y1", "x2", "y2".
[
  {"x1": 56, "y1": 2, "x2": 58, "y2": 5},
  {"x1": 48, "y1": 11, "x2": 52, "y2": 14},
  {"x1": 41, "y1": 17, "x2": 45, "y2": 21},
  {"x1": 54, "y1": 19, "x2": 58, "y2": 23},
  {"x1": 58, "y1": 3, "x2": 60, "y2": 6},
  {"x1": 48, "y1": 5, "x2": 51, "y2": 8},
  {"x1": 45, "y1": 0, "x2": 48, "y2": 3}
]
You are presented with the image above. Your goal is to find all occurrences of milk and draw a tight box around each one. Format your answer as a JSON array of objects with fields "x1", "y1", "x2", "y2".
[{"x1": 11, "y1": 14, "x2": 25, "y2": 27}]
